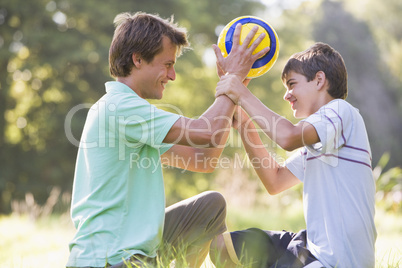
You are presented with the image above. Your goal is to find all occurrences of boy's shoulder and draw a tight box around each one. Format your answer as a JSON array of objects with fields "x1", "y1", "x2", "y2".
[
  {"x1": 322, "y1": 98, "x2": 352, "y2": 111},
  {"x1": 305, "y1": 98, "x2": 364, "y2": 141},
  {"x1": 315, "y1": 99, "x2": 359, "y2": 120}
]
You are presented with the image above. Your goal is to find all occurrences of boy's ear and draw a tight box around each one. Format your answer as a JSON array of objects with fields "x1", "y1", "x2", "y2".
[
  {"x1": 315, "y1": 71, "x2": 327, "y2": 90},
  {"x1": 132, "y1": 53, "x2": 142, "y2": 69}
]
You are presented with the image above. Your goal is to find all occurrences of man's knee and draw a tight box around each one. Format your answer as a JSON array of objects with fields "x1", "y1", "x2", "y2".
[{"x1": 200, "y1": 191, "x2": 226, "y2": 212}]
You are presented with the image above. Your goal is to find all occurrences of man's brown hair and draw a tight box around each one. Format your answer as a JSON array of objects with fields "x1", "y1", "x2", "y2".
[
  {"x1": 109, "y1": 12, "x2": 190, "y2": 77},
  {"x1": 282, "y1": 42, "x2": 348, "y2": 99}
]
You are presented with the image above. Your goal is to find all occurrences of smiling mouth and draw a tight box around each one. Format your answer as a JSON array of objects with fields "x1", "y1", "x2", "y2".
[{"x1": 290, "y1": 101, "x2": 296, "y2": 110}]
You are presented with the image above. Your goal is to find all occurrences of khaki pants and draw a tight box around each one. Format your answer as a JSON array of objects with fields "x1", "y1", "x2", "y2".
[
  {"x1": 160, "y1": 191, "x2": 227, "y2": 262},
  {"x1": 108, "y1": 191, "x2": 227, "y2": 268}
]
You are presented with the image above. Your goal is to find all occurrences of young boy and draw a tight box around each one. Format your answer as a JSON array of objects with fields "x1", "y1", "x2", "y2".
[{"x1": 209, "y1": 43, "x2": 377, "y2": 268}]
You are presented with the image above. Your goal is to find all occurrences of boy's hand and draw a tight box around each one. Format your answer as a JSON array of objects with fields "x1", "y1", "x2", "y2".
[
  {"x1": 213, "y1": 23, "x2": 270, "y2": 81},
  {"x1": 215, "y1": 74, "x2": 248, "y2": 105}
]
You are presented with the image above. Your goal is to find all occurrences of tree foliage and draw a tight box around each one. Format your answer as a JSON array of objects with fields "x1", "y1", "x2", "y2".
[
  {"x1": 0, "y1": 0, "x2": 265, "y2": 212},
  {"x1": 0, "y1": 0, "x2": 401, "y2": 213},
  {"x1": 312, "y1": 0, "x2": 402, "y2": 168}
]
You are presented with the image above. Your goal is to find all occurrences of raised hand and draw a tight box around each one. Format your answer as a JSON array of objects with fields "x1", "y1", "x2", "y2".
[
  {"x1": 215, "y1": 74, "x2": 248, "y2": 105},
  {"x1": 212, "y1": 23, "x2": 270, "y2": 81}
]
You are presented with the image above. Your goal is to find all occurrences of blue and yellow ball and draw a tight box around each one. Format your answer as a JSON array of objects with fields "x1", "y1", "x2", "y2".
[{"x1": 217, "y1": 16, "x2": 279, "y2": 78}]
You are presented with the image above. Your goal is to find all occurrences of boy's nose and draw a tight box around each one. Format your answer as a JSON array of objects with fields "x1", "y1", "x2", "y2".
[{"x1": 283, "y1": 91, "x2": 292, "y2": 101}]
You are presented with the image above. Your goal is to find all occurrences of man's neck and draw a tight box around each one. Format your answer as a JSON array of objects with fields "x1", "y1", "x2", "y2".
[{"x1": 116, "y1": 77, "x2": 143, "y2": 98}]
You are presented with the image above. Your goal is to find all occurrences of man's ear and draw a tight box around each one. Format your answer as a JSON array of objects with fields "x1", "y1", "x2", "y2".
[
  {"x1": 132, "y1": 53, "x2": 142, "y2": 69},
  {"x1": 315, "y1": 71, "x2": 327, "y2": 91}
]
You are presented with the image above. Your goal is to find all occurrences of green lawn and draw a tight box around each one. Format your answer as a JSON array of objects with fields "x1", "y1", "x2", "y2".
[{"x1": 0, "y1": 206, "x2": 400, "y2": 268}]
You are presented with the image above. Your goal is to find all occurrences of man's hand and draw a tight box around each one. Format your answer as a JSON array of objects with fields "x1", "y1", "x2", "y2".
[{"x1": 213, "y1": 23, "x2": 270, "y2": 81}]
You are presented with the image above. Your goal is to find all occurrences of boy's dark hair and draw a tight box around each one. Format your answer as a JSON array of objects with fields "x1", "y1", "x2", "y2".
[
  {"x1": 109, "y1": 12, "x2": 190, "y2": 78},
  {"x1": 281, "y1": 42, "x2": 348, "y2": 99}
]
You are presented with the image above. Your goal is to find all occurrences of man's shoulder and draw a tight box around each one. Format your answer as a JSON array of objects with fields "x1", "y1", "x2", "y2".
[
  {"x1": 104, "y1": 81, "x2": 148, "y2": 102},
  {"x1": 101, "y1": 89, "x2": 152, "y2": 116}
]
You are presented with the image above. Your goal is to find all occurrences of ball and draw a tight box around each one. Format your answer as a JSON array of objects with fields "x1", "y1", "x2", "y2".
[{"x1": 217, "y1": 16, "x2": 280, "y2": 78}]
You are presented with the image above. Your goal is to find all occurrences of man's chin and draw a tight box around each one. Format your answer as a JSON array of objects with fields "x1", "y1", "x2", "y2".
[
  {"x1": 146, "y1": 92, "x2": 163, "y2": 100},
  {"x1": 153, "y1": 94, "x2": 163, "y2": 100}
]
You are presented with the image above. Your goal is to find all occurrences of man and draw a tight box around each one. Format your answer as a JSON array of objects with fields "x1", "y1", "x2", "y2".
[{"x1": 67, "y1": 12, "x2": 269, "y2": 268}]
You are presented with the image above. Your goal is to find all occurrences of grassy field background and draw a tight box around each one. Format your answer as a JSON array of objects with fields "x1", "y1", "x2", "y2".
[{"x1": 0, "y1": 201, "x2": 400, "y2": 268}]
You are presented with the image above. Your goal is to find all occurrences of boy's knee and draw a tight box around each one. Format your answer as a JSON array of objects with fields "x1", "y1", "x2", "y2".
[
  {"x1": 210, "y1": 233, "x2": 224, "y2": 251},
  {"x1": 209, "y1": 234, "x2": 227, "y2": 265}
]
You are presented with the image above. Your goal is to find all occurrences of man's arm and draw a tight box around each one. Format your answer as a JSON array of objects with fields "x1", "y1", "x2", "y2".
[
  {"x1": 161, "y1": 126, "x2": 231, "y2": 173},
  {"x1": 162, "y1": 95, "x2": 235, "y2": 148},
  {"x1": 163, "y1": 23, "x2": 269, "y2": 148},
  {"x1": 161, "y1": 24, "x2": 270, "y2": 171},
  {"x1": 234, "y1": 107, "x2": 300, "y2": 195},
  {"x1": 161, "y1": 96, "x2": 233, "y2": 173},
  {"x1": 216, "y1": 75, "x2": 320, "y2": 151}
]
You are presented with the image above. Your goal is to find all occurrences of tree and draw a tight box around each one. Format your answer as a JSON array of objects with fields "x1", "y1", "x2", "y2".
[
  {"x1": 2, "y1": 0, "x2": 400, "y2": 214},
  {"x1": 0, "y1": 0, "x2": 265, "y2": 213},
  {"x1": 312, "y1": 0, "x2": 402, "y2": 167}
]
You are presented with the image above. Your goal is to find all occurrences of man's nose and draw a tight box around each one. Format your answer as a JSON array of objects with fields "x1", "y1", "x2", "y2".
[{"x1": 168, "y1": 67, "x2": 176, "y2": 81}]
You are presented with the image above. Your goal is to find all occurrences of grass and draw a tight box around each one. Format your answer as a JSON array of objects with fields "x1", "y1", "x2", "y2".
[
  {"x1": 0, "y1": 204, "x2": 400, "y2": 268},
  {"x1": 373, "y1": 209, "x2": 402, "y2": 268},
  {"x1": 0, "y1": 213, "x2": 75, "y2": 268}
]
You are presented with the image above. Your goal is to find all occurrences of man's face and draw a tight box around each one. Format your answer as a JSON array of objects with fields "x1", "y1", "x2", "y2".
[
  {"x1": 283, "y1": 71, "x2": 320, "y2": 118},
  {"x1": 136, "y1": 36, "x2": 177, "y2": 100}
]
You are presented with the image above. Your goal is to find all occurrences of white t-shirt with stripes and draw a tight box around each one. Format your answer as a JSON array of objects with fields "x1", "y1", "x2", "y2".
[{"x1": 286, "y1": 99, "x2": 377, "y2": 268}]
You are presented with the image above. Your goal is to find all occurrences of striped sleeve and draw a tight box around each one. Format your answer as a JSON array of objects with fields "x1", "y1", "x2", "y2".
[{"x1": 304, "y1": 100, "x2": 350, "y2": 154}]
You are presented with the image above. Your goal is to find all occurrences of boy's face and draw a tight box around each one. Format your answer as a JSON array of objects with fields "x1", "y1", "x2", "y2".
[
  {"x1": 135, "y1": 36, "x2": 177, "y2": 100},
  {"x1": 283, "y1": 71, "x2": 321, "y2": 119}
]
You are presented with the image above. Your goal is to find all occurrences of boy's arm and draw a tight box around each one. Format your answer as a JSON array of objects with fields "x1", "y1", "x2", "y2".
[
  {"x1": 234, "y1": 107, "x2": 300, "y2": 195},
  {"x1": 216, "y1": 75, "x2": 320, "y2": 151}
]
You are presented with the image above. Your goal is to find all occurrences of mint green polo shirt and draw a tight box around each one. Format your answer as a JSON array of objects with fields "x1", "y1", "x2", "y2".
[{"x1": 67, "y1": 81, "x2": 181, "y2": 267}]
